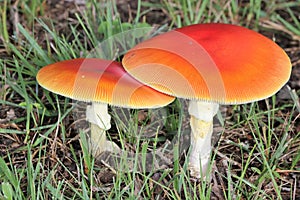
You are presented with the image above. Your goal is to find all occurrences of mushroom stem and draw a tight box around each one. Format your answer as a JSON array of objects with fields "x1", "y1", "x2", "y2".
[
  {"x1": 86, "y1": 102, "x2": 120, "y2": 157},
  {"x1": 188, "y1": 100, "x2": 219, "y2": 178}
]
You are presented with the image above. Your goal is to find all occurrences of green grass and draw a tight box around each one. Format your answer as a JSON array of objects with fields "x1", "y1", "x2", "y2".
[{"x1": 0, "y1": 0, "x2": 300, "y2": 199}]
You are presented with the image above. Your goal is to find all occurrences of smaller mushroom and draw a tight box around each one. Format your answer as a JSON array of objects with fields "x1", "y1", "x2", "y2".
[{"x1": 36, "y1": 58, "x2": 175, "y2": 157}]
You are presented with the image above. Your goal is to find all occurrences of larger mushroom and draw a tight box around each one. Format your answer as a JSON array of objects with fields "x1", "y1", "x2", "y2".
[
  {"x1": 37, "y1": 58, "x2": 175, "y2": 157},
  {"x1": 122, "y1": 23, "x2": 292, "y2": 177}
]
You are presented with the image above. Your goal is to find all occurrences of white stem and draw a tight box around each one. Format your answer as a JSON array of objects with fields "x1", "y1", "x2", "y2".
[
  {"x1": 86, "y1": 102, "x2": 111, "y2": 130},
  {"x1": 188, "y1": 100, "x2": 219, "y2": 178},
  {"x1": 86, "y1": 102, "x2": 120, "y2": 157}
]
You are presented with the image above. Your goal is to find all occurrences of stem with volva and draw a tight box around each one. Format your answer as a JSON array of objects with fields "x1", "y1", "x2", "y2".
[
  {"x1": 188, "y1": 101, "x2": 219, "y2": 178},
  {"x1": 86, "y1": 102, "x2": 121, "y2": 157}
]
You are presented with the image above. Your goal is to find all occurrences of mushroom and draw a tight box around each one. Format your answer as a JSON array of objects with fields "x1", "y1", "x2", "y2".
[
  {"x1": 122, "y1": 23, "x2": 292, "y2": 177},
  {"x1": 36, "y1": 58, "x2": 175, "y2": 157}
]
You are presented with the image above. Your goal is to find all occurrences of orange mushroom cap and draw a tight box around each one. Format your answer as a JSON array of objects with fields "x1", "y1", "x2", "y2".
[
  {"x1": 122, "y1": 23, "x2": 292, "y2": 104},
  {"x1": 36, "y1": 58, "x2": 175, "y2": 108}
]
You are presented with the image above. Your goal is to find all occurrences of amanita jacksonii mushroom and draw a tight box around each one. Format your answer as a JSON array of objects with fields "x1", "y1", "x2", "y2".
[
  {"x1": 122, "y1": 23, "x2": 292, "y2": 177},
  {"x1": 36, "y1": 58, "x2": 175, "y2": 157}
]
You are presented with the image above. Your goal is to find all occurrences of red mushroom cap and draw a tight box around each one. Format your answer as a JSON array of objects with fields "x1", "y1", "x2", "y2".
[
  {"x1": 122, "y1": 23, "x2": 292, "y2": 104},
  {"x1": 36, "y1": 58, "x2": 175, "y2": 108}
]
